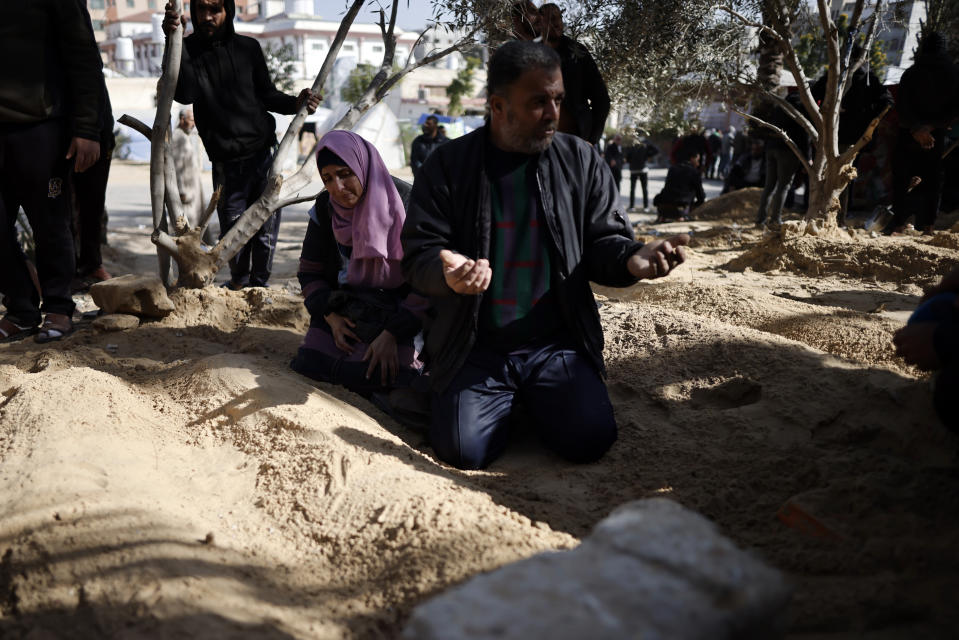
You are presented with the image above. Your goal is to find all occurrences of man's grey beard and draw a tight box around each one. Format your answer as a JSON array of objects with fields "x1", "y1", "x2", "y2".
[{"x1": 500, "y1": 111, "x2": 556, "y2": 154}]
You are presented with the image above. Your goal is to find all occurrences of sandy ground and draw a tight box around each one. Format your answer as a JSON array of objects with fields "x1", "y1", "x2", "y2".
[{"x1": 2, "y1": 162, "x2": 959, "y2": 638}]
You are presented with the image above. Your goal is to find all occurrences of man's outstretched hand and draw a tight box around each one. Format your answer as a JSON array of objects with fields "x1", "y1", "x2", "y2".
[
  {"x1": 440, "y1": 249, "x2": 492, "y2": 295},
  {"x1": 627, "y1": 234, "x2": 690, "y2": 280},
  {"x1": 893, "y1": 323, "x2": 940, "y2": 370},
  {"x1": 296, "y1": 89, "x2": 322, "y2": 114}
]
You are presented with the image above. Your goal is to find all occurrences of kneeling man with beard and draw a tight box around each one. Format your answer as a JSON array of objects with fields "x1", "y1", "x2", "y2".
[{"x1": 401, "y1": 41, "x2": 689, "y2": 469}]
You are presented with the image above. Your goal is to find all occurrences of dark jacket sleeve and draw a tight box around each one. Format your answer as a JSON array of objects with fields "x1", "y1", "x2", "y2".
[
  {"x1": 251, "y1": 41, "x2": 298, "y2": 114},
  {"x1": 402, "y1": 152, "x2": 460, "y2": 298},
  {"x1": 693, "y1": 171, "x2": 706, "y2": 206},
  {"x1": 579, "y1": 143, "x2": 643, "y2": 287},
  {"x1": 297, "y1": 198, "x2": 341, "y2": 318},
  {"x1": 57, "y1": 0, "x2": 104, "y2": 141},
  {"x1": 582, "y1": 48, "x2": 611, "y2": 145},
  {"x1": 410, "y1": 136, "x2": 427, "y2": 171},
  {"x1": 174, "y1": 40, "x2": 197, "y2": 104}
]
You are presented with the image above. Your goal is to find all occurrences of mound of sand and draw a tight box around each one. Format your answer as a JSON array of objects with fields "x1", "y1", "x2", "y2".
[
  {"x1": 3, "y1": 161, "x2": 959, "y2": 637},
  {"x1": 727, "y1": 232, "x2": 959, "y2": 286},
  {"x1": 596, "y1": 280, "x2": 905, "y2": 370},
  {"x1": 691, "y1": 188, "x2": 762, "y2": 221}
]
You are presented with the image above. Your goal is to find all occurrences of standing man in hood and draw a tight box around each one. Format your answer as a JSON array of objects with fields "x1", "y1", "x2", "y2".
[{"x1": 163, "y1": 0, "x2": 320, "y2": 289}]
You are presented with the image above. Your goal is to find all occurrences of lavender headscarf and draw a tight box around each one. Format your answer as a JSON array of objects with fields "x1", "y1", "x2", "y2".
[{"x1": 314, "y1": 130, "x2": 406, "y2": 289}]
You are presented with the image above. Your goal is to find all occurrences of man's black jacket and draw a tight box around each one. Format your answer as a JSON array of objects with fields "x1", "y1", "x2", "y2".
[
  {"x1": 896, "y1": 49, "x2": 959, "y2": 133},
  {"x1": 173, "y1": 0, "x2": 297, "y2": 161},
  {"x1": 0, "y1": 0, "x2": 103, "y2": 141},
  {"x1": 401, "y1": 128, "x2": 643, "y2": 392}
]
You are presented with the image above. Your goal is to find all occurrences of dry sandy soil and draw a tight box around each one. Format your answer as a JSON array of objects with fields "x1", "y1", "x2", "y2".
[{"x1": 2, "y1": 167, "x2": 958, "y2": 638}]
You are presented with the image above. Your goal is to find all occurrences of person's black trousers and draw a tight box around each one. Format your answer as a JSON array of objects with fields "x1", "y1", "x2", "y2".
[
  {"x1": 889, "y1": 127, "x2": 945, "y2": 232},
  {"x1": 0, "y1": 120, "x2": 76, "y2": 325},
  {"x1": 430, "y1": 339, "x2": 617, "y2": 470},
  {"x1": 629, "y1": 171, "x2": 649, "y2": 209},
  {"x1": 609, "y1": 167, "x2": 623, "y2": 194},
  {"x1": 73, "y1": 147, "x2": 113, "y2": 275},
  {"x1": 213, "y1": 147, "x2": 281, "y2": 287}
]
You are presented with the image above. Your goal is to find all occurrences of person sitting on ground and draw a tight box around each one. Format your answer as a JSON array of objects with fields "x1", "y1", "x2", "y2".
[
  {"x1": 402, "y1": 40, "x2": 689, "y2": 470},
  {"x1": 291, "y1": 130, "x2": 428, "y2": 398},
  {"x1": 653, "y1": 151, "x2": 706, "y2": 223},
  {"x1": 722, "y1": 138, "x2": 765, "y2": 194},
  {"x1": 893, "y1": 265, "x2": 959, "y2": 432}
]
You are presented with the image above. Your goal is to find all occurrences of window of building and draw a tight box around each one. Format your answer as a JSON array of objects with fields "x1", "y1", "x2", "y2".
[
  {"x1": 92, "y1": 19, "x2": 104, "y2": 30},
  {"x1": 312, "y1": 42, "x2": 325, "y2": 50},
  {"x1": 148, "y1": 0, "x2": 157, "y2": 8},
  {"x1": 343, "y1": 44, "x2": 355, "y2": 51},
  {"x1": 372, "y1": 45, "x2": 383, "y2": 53},
  {"x1": 90, "y1": 0, "x2": 105, "y2": 9},
  {"x1": 127, "y1": 0, "x2": 135, "y2": 7}
]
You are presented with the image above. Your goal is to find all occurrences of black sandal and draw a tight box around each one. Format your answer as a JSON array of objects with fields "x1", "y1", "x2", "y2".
[
  {"x1": 0, "y1": 316, "x2": 38, "y2": 343},
  {"x1": 34, "y1": 313, "x2": 75, "y2": 344}
]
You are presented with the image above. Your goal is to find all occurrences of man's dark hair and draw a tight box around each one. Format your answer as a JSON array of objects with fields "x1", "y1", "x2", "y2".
[
  {"x1": 425, "y1": 115, "x2": 439, "y2": 124},
  {"x1": 487, "y1": 40, "x2": 561, "y2": 98}
]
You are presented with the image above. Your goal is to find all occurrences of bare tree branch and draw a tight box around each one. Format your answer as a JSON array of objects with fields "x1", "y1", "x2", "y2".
[
  {"x1": 270, "y1": 0, "x2": 366, "y2": 179},
  {"x1": 118, "y1": 114, "x2": 152, "y2": 139},
  {"x1": 733, "y1": 108, "x2": 810, "y2": 170}
]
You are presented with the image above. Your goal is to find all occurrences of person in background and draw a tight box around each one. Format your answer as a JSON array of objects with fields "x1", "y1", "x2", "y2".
[
  {"x1": 539, "y1": 3, "x2": 610, "y2": 145},
  {"x1": 653, "y1": 151, "x2": 705, "y2": 223},
  {"x1": 706, "y1": 128, "x2": 723, "y2": 179},
  {"x1": 410, "y1": 115, "x2": 447, "y2": 178},
  {"x1": 722, "y1": 138, "x2": 765, "y2": 194},
  {"x1": 72, "y1": 0, "x2": 115, "y2": 291},
  {"x1": 509, "y1": 0, "x2": 540, "y2": 42},
  {"x1": 625, "y1": 135, "x2": 659, "y2": 212},
  {"x1": 162, "y1": 0, "x2": 320, "y2": 290},
  {"x1": 718, "y1": 127, "x2": 736, "y2": 179},
  {"x1": 0, "y1": 0, "x2": 103, "y2": 343},
  {"x1": 812, "y1": 44, "x2": 893, "y2": 225},
  {"x1": 884, "y1": 32, "x2": 959, "y2": 235},
  {"x1": 172, "y1": 107, "x2": 215, "y2": 244},
  {"x1": 753, "y1": 93, "x2": 808, "y2": 228},
  {"x1": 604, "y1": 133, "x2": 624, "y2": 194}
]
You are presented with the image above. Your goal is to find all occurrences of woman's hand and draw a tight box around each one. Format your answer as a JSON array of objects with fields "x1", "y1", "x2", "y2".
[
  {"x1": 325, "y1": 312, "x2": 359, "y2": 353},
  {"x1": 363, "y1": 330, "x2": 399, "y2": 385}
]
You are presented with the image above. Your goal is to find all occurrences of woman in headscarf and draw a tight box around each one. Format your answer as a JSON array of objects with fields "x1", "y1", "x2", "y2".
[{"x1": 291, "y1": 130, "x2": 428, "y2": 396}]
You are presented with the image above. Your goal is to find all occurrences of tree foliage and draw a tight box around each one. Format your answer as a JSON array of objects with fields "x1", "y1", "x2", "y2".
[
  {"x1": 795, "y1": 12, "x2": 887, "y2": 82},
  {"x1": 341, "y1": 63, "x2": 378, "y2": 104},
  {"x1": 445, "y1": 55, "x2": 482, "y2": 115},
  {"x1": 925, "y1": 0, "x2": 959, "y2": 61},
  {"x1": 264, "y1": 42, "x2": 298, "y2": 93}
]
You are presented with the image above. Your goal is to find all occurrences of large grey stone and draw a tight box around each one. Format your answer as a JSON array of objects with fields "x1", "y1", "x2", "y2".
[
  {"x1": 89, "y1": 274, "x2": 175, "y2": 318},
  {"x1": 403, "y1": 499, "x2": 791, "y2": 640}
]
